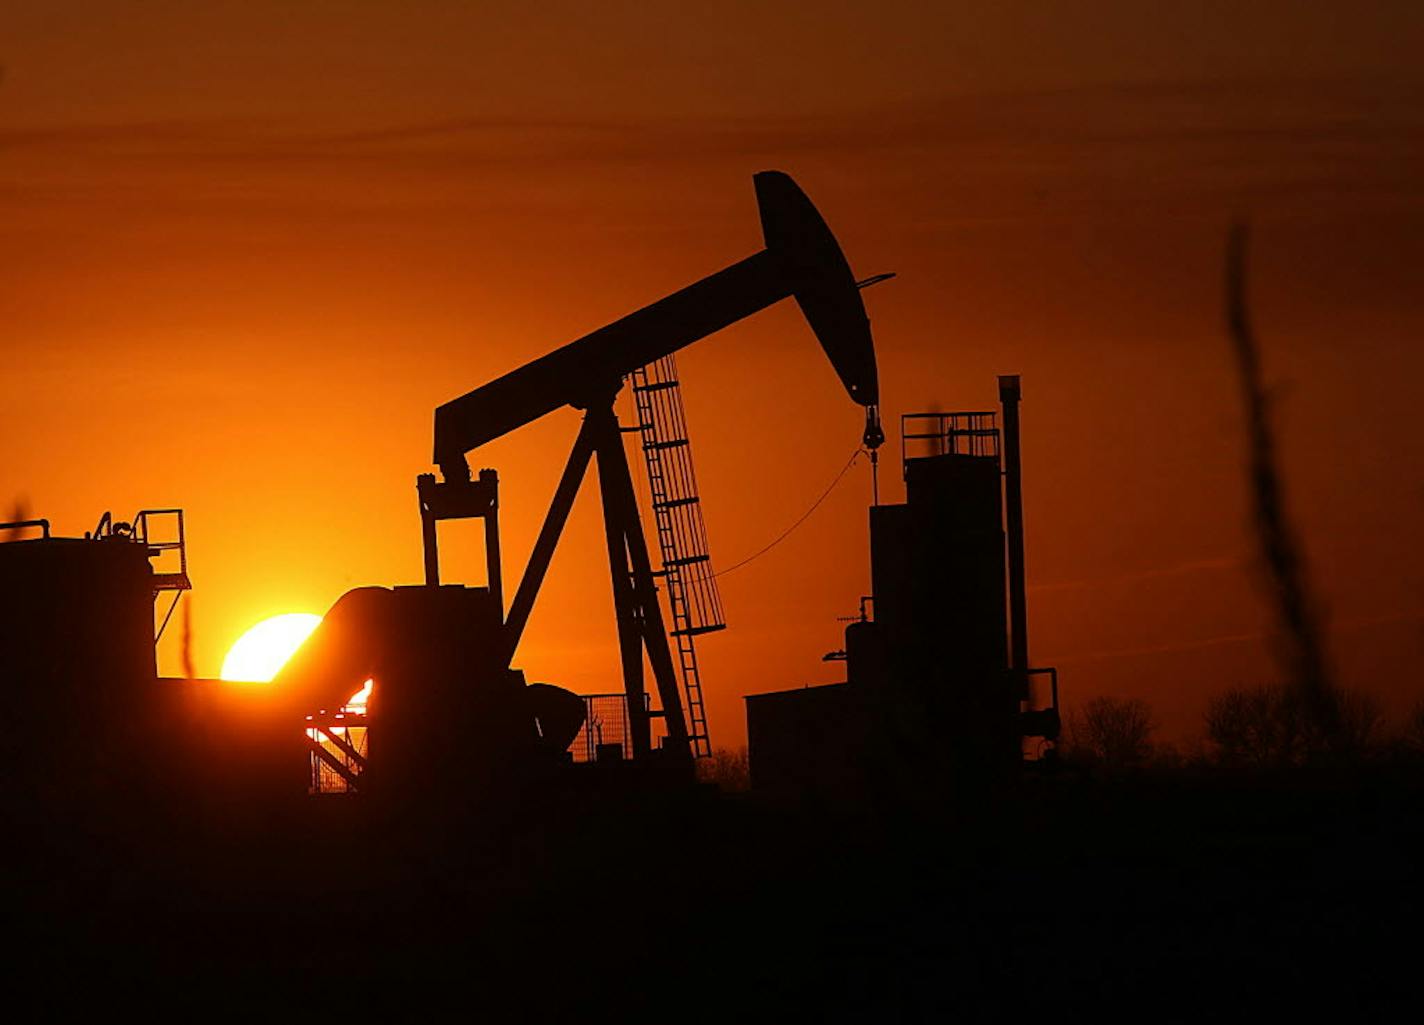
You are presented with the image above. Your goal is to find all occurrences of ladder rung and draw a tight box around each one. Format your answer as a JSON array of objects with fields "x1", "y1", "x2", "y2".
[
  {"x1": 665, "y1": 554, "x2": 709, "y2": 568},
  {"x1": 671, "y1": 623, "x2": 726, "y2": 637},
  {"x1": 631, "y1": 362, "x2": 719, "y2": 759},
  {"x1": 633, "y1": 380, "x2": 680, "y2": 393}
]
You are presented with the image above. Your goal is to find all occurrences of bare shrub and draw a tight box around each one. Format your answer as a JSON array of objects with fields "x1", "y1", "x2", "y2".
[
  {"x1": 1338, "y1": 689, "x2": 1384, "y2": 752},
  {"x1": 1148, "y1": 740, "x2": 1185, "y2": 771},
  {"x1": 1205, "y1": 684, "x2": 1299, "y2": 767},
  {"x1": 697, "y1": 746, "x2": 750, "y2": 792},
  {"x1": 1065, "y1": 697, "x2": 1155, "y2": 770},
  {"x1": 1401, "y1": 698, "x2": 1424, "y2": 755},
  {"x1": 1205, "y1": 683, "x2": 1384, "y2": 766}
]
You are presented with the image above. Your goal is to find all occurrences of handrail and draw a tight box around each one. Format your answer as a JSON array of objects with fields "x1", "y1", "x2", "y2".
[
  {"x1": 132, "y1": 508, "x2": 191, "y2": 591},
  {"x1": 1025, "y1": 666, "x2": 1060, "y2": 711},
  {"x1": 900, "y1": 410, "x2": 1001, "y2": 472},
  {"x1": 0, "y1": 518, "x2": 50, "y2": 540}
]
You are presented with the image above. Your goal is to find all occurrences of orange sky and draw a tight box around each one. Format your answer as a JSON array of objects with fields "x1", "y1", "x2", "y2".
[{"x1": 4, "y1": 2, "x2": 1423, "y2": 746}]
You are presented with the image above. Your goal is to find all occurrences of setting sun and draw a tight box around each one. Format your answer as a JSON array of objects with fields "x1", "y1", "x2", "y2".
[{"x1": 219, "y1": 613, "x2": 323, "y2": 682}]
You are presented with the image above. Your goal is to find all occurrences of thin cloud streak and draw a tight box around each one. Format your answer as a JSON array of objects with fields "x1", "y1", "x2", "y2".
[
  {"x1": 1046, "y1": 608, "x2": 1424, "y2": 667},
  {"x1": 4, "y1": 76, "x2": 1420, "y2": 211},
  {"x1": 1029, "y1": 555, "x2": 1245, "y2": 596}
]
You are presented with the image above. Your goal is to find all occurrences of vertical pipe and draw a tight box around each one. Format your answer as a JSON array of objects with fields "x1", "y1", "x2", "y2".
[
  {"x1": 417, "y1": 474, "x2": 440, "y2": 586},
  {"x1": 999, "y1": 375, "x2": 1029, "y2": 700},
  {"x1": 479, "y1": 468, "x2": 503, "y2": 617}
]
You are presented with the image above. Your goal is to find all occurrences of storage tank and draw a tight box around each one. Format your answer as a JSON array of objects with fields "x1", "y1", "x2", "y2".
[
  {"x1": 865, "y1": 426, "x2": 1019, "y2": 786},
  {"x1": 0, "y1": 533, "x2": 157, "y2": 786}
]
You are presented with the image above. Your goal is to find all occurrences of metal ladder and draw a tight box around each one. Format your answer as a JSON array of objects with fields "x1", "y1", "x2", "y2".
[{"x1": 630, "y1": 354, "x2": 724, "y2": 758}]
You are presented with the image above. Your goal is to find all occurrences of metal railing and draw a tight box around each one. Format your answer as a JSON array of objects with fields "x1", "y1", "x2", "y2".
[
  {"x1": 900, "y1": 411, "x2": 1000, "y2": 474},
  {"x1": 0, "y1": 518, "x2": 50, "y2": 541},
  {"x1": 566, "y1": 692, "x2": 662, "y2": 763},
  {"x1": 90, "y1": 508, "x2": 191, "y2": 592}
]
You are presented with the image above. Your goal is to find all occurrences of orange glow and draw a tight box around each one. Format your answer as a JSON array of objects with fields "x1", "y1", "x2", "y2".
[
  {"x1": 5, "y1": 8, "x2": 1422, "y2": 748},
  {"x1": 311, "y1": 679, "x2": 374, "y2": 741},
  {"x1": 345, "y1": 679, "x2": 372, "y2": 710},
  {"x1": 222, "y1": 614, "x2": 371, "y2": 741}
]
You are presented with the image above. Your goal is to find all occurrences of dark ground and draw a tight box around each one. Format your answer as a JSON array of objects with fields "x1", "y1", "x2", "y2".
[{"x1": 8, "y1": 765, "x2": 1421, "y2": 1022}]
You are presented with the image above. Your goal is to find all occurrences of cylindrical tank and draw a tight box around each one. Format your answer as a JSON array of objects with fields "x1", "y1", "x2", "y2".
[
  {"x1": 0, "y1": 536, "x2": 156, "y2": 781},
  {"x1": 870, "y1": 451, "x2": 1018, "y2": 785}
]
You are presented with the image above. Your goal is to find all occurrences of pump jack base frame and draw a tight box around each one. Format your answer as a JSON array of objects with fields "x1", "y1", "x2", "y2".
[{"x1": 420, "y1": 396, "x2": 692, "y2": 764}]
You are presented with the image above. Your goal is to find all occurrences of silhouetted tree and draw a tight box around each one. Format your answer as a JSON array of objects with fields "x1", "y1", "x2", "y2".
[
  {"x1": 1067, "y1": 697, "x2": 1155, "y2": 770},
  {"x1": 1404, "y1": 698, "x2": 1424, "y2": 754},
  {"x1": 1338, "y1": 689, "x2": 1384, "y2": 752},
  {"x1": 1206, "y1": 683, "x2": 1384, "y2": 766},
  {"x1": 1206, "y1": 684, "x2": 1301, "y2": 766}
]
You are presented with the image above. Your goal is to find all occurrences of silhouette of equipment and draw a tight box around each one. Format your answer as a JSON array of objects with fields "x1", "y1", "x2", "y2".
[
  {"x1": 413, "y1": 170, "x2": 884, "y2": 768},
  {"x1": 0, "y1": 510, "x2": 193, "y2": 796},
  {"x1": 0, "y1": 171, "x2": 887, "y2": 817},
  {"x1": 268, "y1": 586, "x2": 579, "y2": 801},
  {"x1": 0, "y1": 169, "x2": 1063, "y2": 830},
  {"x1": 745, "y1": 377, "x2": 1061, "y2": 797},
  {"x1": 2, "y1": 177, "x2": 1061, "y2": 815}
]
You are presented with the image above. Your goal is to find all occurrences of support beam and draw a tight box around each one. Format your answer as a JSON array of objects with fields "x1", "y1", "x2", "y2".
[
  {"x1": 417, "y1": 470, "x2": 501, "y2": 600},
  {"x1": 500, "y1": 418, "x2": 597, "y2": 664},
  {"x1": 482, "y1": 470, "x2": 503, "y2": 614},
  {"x1": 419, "y1": 478, "x2": 441, "y2": 586},
  {"x1": 587, "y1": 402, "x2": 691, "y2": 760},
  {"x1": 314, "y1": 723, "x2": 368, "y2": 771},
  {"x1": 432, "y1": 173, "x2": 882, "y2": 480},
  {"x1": 488, "y1": 400, "x2": 694, "y2": 761},
  {"x1": 435, "y1": 251, "x2": 787, "y2": 477},
  {"x1": 306, "y1": 736, "x2": 362, "y2": 790},
  {"x1": 595, "y1": 434, "x2": 651, "y2": 757}
]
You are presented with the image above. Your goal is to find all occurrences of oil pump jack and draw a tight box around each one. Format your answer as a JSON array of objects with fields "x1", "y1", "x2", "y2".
[
  {"x1": 414, "y1": 170, "x2": 884, "y2": 771},
  {"x1": 268, "y1": 171, "x2": 883, "y2": 802}
]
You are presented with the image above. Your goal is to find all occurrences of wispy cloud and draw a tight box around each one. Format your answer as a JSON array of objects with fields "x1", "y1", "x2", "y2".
[
  {"x1": 1046, "y1": 608, "x2": 1424, "y2": 666},
  {"x1": 1051, "y1": 629, "x2": 1264, "y2": 665},
  {"x1": 1029, "y1": 555, "x2": 1245, "y2": 595},
  {"x1": 4, "y1": 75, "x2": 1420, "y2": 209}
]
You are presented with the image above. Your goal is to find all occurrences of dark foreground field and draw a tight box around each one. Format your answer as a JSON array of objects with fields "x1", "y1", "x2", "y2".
[{"x1": 8, "y1": 767, "x2": 1421, "y2": 1022}]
